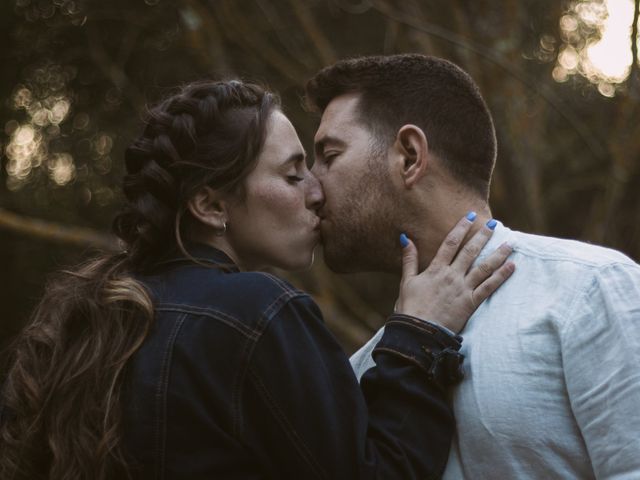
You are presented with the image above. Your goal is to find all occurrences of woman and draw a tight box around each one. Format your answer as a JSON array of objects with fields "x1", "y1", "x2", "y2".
[{"x1": 0, "y1": 80, "x2": 513, "y2": 479}]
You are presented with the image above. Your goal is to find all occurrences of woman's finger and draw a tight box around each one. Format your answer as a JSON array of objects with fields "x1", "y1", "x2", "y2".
[
  {"x1": 471, "y1": 261, "x2": 515, "y2": 306},
  {"x1": 400, "y1": 233, "x2": 419, "y2": 283},
  {"x1": 451, "y1": 224, "x2": 495, "y2": 273},
  {"x1": 431, "y1": 212, "x2": 476, "y2": 268},
  {"x1": 465, "y1": 242, "x2": 513, "y2": 287}
]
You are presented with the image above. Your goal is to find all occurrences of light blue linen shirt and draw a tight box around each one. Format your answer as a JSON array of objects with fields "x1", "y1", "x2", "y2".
[{"x1": 350, "y1": 222, "x2": 640, "y2": 479}]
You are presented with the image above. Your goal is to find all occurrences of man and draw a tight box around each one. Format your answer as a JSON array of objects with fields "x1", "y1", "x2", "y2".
[{"x1": 305, "y1": 54, "x2": 640, "y2": 479}]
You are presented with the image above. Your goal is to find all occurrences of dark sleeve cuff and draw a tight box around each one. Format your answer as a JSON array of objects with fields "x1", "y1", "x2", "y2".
[{"x1": 372, "y1": 314, "x2": 465, "y2": 389}]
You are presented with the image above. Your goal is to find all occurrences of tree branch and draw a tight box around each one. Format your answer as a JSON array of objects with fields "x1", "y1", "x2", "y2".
[
  {"x1": 179, "y1": 0, "x2": 233, "y2": 74},
  {"x1": 213, "y1": 0, "x2": 308, "y2": 84},
  {"x1": 0, "y1": 208, "x2": 117, "y2": 250},
  {"x1": 285, "y1": 0, "x2": 337, "y2": 66},
  {"x1": 630, "y1": 0, "x2": 640, "y2": 95},
  {"x1": 85, "y1": 22, "x2": 146, "y2": 112}
]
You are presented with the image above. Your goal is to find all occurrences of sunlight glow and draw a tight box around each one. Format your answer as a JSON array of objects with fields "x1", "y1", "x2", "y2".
[
  {"x1": 585, "y1": 0, "x2": 636, "y2": 82},
  {"x1": 556, "y1": 0, "x2": 639, "y2": 94}
]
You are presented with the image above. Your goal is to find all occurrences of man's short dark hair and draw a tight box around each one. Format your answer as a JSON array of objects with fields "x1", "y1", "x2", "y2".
[{"x1": 305, "y1": 54, "x2": 497, "y2": 198}]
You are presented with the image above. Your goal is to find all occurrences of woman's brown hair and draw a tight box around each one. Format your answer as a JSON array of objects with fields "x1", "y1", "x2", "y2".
[{"x1": 0, "y1": 80, "x2": 279, "y2": 479}]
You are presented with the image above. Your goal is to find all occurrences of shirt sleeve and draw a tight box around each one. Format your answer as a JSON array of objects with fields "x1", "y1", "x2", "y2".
[
  {"x1": 350, "y1": 327, "x2": 384, "y2": 380},
  {"x1": 238, "y1": 294, "x2": 460, "y2": 480},
  {"x1": 560, "y1": 262, "x2": 640, "y2": 479},
  {"x1": 350, "y1": 321, "x2": 456, "y2": 382}
]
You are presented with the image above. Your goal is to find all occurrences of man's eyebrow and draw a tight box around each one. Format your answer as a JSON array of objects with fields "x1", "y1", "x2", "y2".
[{"x1": 314, "y1": 135, "x2": 346, "y2": 154}]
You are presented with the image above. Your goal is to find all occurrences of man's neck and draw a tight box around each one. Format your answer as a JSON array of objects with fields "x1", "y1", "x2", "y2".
[{"x1": 411, "y1": 205, "x2": 493, "y2": 271}]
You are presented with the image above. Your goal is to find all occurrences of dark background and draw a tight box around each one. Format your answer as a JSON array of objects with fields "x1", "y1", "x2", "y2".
[{"x1": 1, "y1": 0, "x2": 639, "y2": 355}]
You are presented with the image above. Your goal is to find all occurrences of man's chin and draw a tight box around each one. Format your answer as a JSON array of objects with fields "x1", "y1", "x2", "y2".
[
  {"x1": 320, "y1": 240, "x2": 399, "y2": 274},
  {"x1": 320, "y1": 227, "x2": 390, "y2": 273},
  {"x1": 317, "y1": 241, "x2": 345, "y2": 272},
  {"x1": 320, "y1": 244, "x2": 364, "y2": 274},
  {"x1": 323, "y1": 257, "x2": 352, "y2": 274}
]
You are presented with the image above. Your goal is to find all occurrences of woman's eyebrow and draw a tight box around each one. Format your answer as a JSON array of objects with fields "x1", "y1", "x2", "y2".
[{"x1": 281, "y1": 151, "x2": 306, "y2": 166}]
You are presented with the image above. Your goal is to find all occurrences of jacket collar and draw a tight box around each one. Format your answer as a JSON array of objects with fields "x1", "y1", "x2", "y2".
[{"x1": 153, "y1": 242, "x2": 239, "y2": 273}]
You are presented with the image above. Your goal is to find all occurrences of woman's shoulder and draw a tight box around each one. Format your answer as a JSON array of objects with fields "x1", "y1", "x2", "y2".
[
  {"x1": 227, "y1": 270, "x2": 303, "y2": 297},
  {"x1": 144, "y1": 266, "x2": 314, "y2": 330}
]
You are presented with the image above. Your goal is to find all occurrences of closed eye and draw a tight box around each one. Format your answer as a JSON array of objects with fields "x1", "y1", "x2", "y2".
[
  {"x1": 323, "y1": 152, "x2": 339, "y2": 166},
  {"x1": 287, "y1": 175, "x2": 304, "y2": 183}
]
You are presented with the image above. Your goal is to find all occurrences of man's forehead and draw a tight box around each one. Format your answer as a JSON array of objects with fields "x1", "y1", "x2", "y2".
[{"x1": 314, "y1": 92, "x2": 364, "y2": 144}]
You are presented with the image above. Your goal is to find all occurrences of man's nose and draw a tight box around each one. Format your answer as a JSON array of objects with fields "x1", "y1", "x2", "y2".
[
  {"x1": 306, "y1": 173, "x2": 325, "y2": 212},
  {"x1": 310, "y1": 160, "x2": 322, "y2": 178}
]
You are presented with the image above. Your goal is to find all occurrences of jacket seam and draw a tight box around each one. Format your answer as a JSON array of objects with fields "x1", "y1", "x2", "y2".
[
  {"x1": 372, "y1": 347, "x2": 427, "y2": 371},
  {"x1": 155, "y1": 304, "x2": 260, "y2": 340},
  {"x1": 248, "y1": 367, "x2": 327, "y2": 479},
  {"x1": 385, "y1": 319, "x2": 443, "y2": 337},
  {"x1": 232, "y1": 291, "x2": 310, "y2": 438},
  {"x1": 232, "y1": 332, "x2": 259, "y2": 437},
  {"x1": 154, "y1": 313, "x2": 187, "y2": 480},
  {"x1": 262, "y1": 290, "x2": 302, "y2": 319},
  {"x1": 254, "y1": 271, "x2": 299, "y2": 295}
]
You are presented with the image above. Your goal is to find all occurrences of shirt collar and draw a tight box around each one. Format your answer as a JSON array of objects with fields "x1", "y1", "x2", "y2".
[{"x1": 477, "y1": 220, "x2": 515, "y2": 260}]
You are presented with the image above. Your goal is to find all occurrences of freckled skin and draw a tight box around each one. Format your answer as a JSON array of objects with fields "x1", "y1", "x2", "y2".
[{"x1": 225, "y1": 111, "x2": 324, "y2": 271}]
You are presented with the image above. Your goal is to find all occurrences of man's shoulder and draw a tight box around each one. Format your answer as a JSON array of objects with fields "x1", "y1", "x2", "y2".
[{"x1": 510, "y1": 230, "x2": 638, "y2": 270}]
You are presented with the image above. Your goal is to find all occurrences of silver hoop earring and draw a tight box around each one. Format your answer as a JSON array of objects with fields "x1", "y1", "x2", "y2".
[{"x1": 215, "y1": 221, "x2": 227, "y2": 236}]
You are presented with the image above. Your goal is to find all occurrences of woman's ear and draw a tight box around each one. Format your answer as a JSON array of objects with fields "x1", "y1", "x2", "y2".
[
  {"x1": 187, "y1": 186, "x2": 228, "y2": 233},
  {"x1": 394, "y1": 124, "x2": 429, "y2": 188}
]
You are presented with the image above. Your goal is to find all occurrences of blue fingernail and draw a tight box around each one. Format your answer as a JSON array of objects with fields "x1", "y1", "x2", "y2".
[
  {"x1": 466, "y1": 211, "x2": 477, "y2": 222},
  {"x1": 486, "y1": 219, "x2": 498, "y2": 230},
  {"x1": 400, "y1": 233, "x2": 409, "y2": 248}
]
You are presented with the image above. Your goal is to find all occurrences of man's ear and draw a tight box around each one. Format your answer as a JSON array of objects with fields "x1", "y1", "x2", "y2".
[
  {"x1": 394, "y1": 124, "x2": 429, "y2": 188},
  {"x1": 187, "y1": 186, "x2": 228, "y2": 232}
]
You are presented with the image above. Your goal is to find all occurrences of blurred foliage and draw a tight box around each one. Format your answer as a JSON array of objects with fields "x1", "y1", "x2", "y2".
[{"x1": 1, "y1": 0, "x2": 639, "y2": 354}]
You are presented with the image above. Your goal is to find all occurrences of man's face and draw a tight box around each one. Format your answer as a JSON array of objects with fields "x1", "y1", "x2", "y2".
[{"x1": 311, "y1": 93, "x2": 399, "y2": 273}]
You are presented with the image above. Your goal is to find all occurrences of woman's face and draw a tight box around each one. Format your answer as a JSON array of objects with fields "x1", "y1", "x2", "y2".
[{"x1": 225, "y1": 110, "x2": 324, "y2": 271}]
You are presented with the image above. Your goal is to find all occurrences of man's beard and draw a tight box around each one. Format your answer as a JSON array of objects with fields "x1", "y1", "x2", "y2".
[{"x1": 321, "y1": 166, "x2": 400, "y2": 274}]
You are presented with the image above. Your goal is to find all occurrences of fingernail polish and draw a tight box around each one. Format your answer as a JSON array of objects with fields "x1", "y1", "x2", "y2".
[
  {"x1": 486, "y1": 219, "x2": 498, "y2": 230},
  {"x1": 466, "y1": 211, "x2": 477, "y2": 222},
  {"x1": 400, "y1": 233, "x2": 409, "y2": 248}
]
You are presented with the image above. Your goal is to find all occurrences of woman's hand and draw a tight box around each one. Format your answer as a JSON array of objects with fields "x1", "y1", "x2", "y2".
[{"x1": 395, "y1": 215, "x2": 515, "y2": 333}]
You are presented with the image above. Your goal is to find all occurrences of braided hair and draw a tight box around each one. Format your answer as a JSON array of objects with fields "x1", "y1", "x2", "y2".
[
  {"x1": 115, "y1": 80, "x2": 279, "y2": 266},
  {"x1": 0, "y1": 80, "x2": 279, "y2": 479}
]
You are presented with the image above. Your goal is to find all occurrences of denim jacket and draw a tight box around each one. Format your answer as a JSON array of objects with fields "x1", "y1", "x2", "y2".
[{"x1": 118, "y1": 243, "x2": 463, "y2": 479}]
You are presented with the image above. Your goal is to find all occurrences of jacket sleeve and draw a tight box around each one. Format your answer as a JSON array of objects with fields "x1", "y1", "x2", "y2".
[{"x1": 238, "y1": 293, "x2": 461, "y2": 480}]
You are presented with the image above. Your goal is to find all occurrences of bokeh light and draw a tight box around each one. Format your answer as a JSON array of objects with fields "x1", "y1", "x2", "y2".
[
  {"x1": 556, "y1": 0, "x2": 639, "y2": 95},
  {"x1": 48, "y1": 152, "x2": 76, "y2": 186},
  {"x1": 4, "y1": 62, "x2": 76, "y2": 189},
  {"x1": 585, "y1": 0, "x2": 636, "y2": 82},
  {"x1": 5, "y1": 124, "x2": 46, "y2": 185}
]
